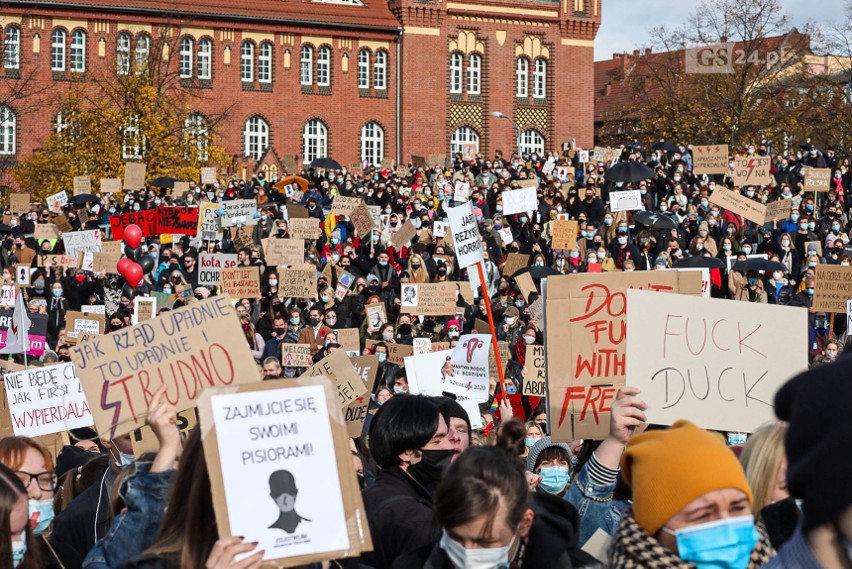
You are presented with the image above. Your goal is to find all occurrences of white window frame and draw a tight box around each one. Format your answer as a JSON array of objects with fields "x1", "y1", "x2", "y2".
[
  {"x1": 450, "y1": 126, "x2": 479, "y2": 156},
  {"x1": 185, "y1": 113, "x2": 209, "y2": 161},
  {"x1": 449, "y1": 52, "x2": 462, "y2": 94},
  {"x1": 360, "y1": 122, "x2": 384, "y2": 166},
  {"x1": 533, "y1": 58, "x2": 547, "y2": 98},
  {"x1": 317, "y1": 46, "x2": 331, "y2": 87},
  {"x1": 240, "y1": 41, "x2": 254, "y2": 82},
  {"x1": 303, "y1": 119, "x2": 328, "y2": 164},
  {"x1": 0, "y1": 106, "x2": 15, "y2": 155},
  {"x1": 258, "y1": 42, "x2": 272, "y2": 83},
  {"x1": 519, "y1": 129, "x2": 545, "y2": 157},
  {"x1": 122, "y1": 115, "x2": 145, "y2": 160},
  {"x1": 467, "y1": 53, "x2": 481, "y2": 95},
  {"x1": 516, "y1": 57, "x2": 528, "y2": 97},
  {"x1": 135, "y1": 34, "x2": 149, "y2": 72},
  {"x1": 244, "y1": 116, "x2": 269, "y2": 161},
  {"x1": 300, "y1": 45, "x2": 313, "y2": 85},
  {"x1": 357, "y1": 48, "x2": 370, "y2": 89},
  {"x1": 116, "y1": 32, "x2": 131, "y2": 75},
  {"x1": 51, "y1": 28, "x2": 66, "y2": 72},
  {"x1": 179, "y1": 36, "x2": 194, "y2": 78},
  {"x1": 197, "y1": 38, "x2": 212, "y2": 80},
  {"x1": 374, "y1": 49, "x2": 387, "y2": 90},
  {"x1": 70, "y1": 29, "x2": 86, "y2": 72},
  {"x1": 4, "y1": 25, "x2": 20, "y2": 70}
]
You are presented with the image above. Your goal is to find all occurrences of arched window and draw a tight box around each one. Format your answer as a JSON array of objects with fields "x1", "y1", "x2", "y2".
[
  {"x1": 374, "y1": 49, "x2": 387, "y2": 90},
  {"x1": 516, "y1": 58, "x2": 529, "y2": 97},
  {"x1": 240, "y1": 41, "x2": 254, "y2": 82},
  {"x1": 70, "y1": 30, "x2": 86, "y2": 72},
  {"x1": 0, "y1": 106, "x2": 16, "y2": 155},
  {"x1": 450, "y1": 126, "x2": 479, "y2": 156},
  {"x1": 258, "y1": 41, "x2": 273, "y2": 83},
  {"x1": 51, "y1": 29, "x2": 66, "y2": 72},
  {"x1": 185, "y1": 113, "x2": 209, "y2": 161},
  {"x1": 300, "y1": 45, "x2": 313, "y2": 85},
  {"x1": 4, "y1": 26, "x2": 20, "y2": 70},
  {"x1": 244, "y1": 116, "x2": 269, "y2": 161},
  {"x1": 197, "y1": 38, "x2": 212, "y2": 80},
  {"x1": 357, "y1": 48, "x2": 370, "y2": 89},
  {"x1": 360, "y1": 122, "x2": 384, "y2": 166},
  {"x1": 533, "y1": 58, "x2": 547, "y2": 98},
  {"x1": 303, "y1": 119, "x2": 328, "y2": 164},
  {"x1": 467, "y1": 54, "x2": 481, "y2": 95},
  {"x1": 317, "y1": 46, "x2": 331, "y2": 86},
  {"x1": 116, "y1": 32, "x2": 131, "y2": 75},
  {"x1": 122, "y1": 115, "x2": 144, "y2": 160},
  {"x1": 518, "y1": 129, "x2": 545, "y2": 157},
  {"x1": 449, "y1": 52, "x2": 462, "y2": 94},
  {"x1": 134, "y1": 34, "x2": 149, "y2": 72},
  {"x1": 179, "y1": 37, "x2": 194, "y2": 78}
]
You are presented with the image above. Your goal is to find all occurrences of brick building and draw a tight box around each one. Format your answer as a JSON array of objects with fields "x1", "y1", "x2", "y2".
[{"x1": 0, "y1": 0, "x2": 599, "y2": 180}]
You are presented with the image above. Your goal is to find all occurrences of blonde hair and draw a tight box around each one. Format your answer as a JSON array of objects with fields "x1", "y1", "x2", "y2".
[{"x1": 739, "y1": 422, "x2": 788, "y2": 518}]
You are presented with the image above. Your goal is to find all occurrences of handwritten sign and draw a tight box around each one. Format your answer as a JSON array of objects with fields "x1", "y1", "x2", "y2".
[
  {"x1": 691, "y1": 144, "x2": 729, "y2": 175},
  {"x1": 110, "y1": 209, "x2": 158, "y2": 240},
  {"x1": 551, "y1": 219, "x2": 578, "y2": 250},
  {"x1": 157, "y1": 206, "x2": 199, "y2": 235},
  {"x1": 219, "y1": 199, "x2": 258, "y2": 228},
  {"x1": 69, "y1": 295, "x2": 260, "y2": 438},
  {"x1": 303, "y1": 349, "x2": 368, "y2": 408},
  {"x1": 523, "y1": 345, "x2": 546, "y2": 397},
  {"x1": 197, "y1": 203, "x2": 222, "y2": 241},
  {"x1": 9, "y1": 194, "x2": 29, "y2": 213},
  {"x1": 708, "y1": 189, "x2": 766, "y2": 226},
  {"x1": 198, "y1": 253, "x2": 237, "y2": 287},
  {"x1": 609, "y1": 190, "x2": 643, "y2": 212},
  {"x1": 123, "y1": 162, "x2": 146, "y2": 190},
  {"x1": 200, "y1": 167, "x2": 217, "y2": 185},
  {"x1": 390, "y1": 220, "x2": 417, "y2": 251},
  {"x1": 813, "y1": 265, "x2": 852, "y2": 313},
  {"x1": 4, "y1": 362, "x2": 93, "y2": 437},
  {"x1": 502, "y1": 253, "x2": 529, "y2": 276},
  {"x1": 732, "y1": 156, "x2": 772, "y2": 187},
  {"x1": 279, "y1": 266, "x2": 317, "y2": 299},
  {"x1": 803, "y1": 168, "x2": 831, "y2": 192},
  {"x1": 280, "y1": 344, "x2": 313, "y2": 368},
  {"x1": 63, "y1": 230, "x2": 103, "y2": 257},
  {"x1": 220, "y1": 266, "x2": 261, "y2": 299},
  {"x1": 399, "y1": 283, "x2": 459, "y2": 316},
  {"x1": 443, "y1": 334, "x2": 491, "y2": 402},
  {"x1": 100, "y1": 178, "x2": 122, "y2": 193},
  {"x1": 133, "y1": 296, "x2": 157, "y2": 322},
  {"x1": 447, "y1": 202, "x2": 483, "y2": 269},
  {"x1": 72, "y1": 176, "x2": 91, "y2": 195},
  {"x1": 289, "y1": 218, "x2": 321, "y2": 241},
  {"x1": 46, "y1": 191, "x2": 68, "y2": 213},
  {"x1": 502, "y1": 186, "x2": 538, "y2": 216},
  {"x1": 626, "y1": 289, "x2": 807, "y2": 432},
  {"x1": 350, "y1": 204, "x2": 374, "y2": 238},
  {"x1": 764, "y1": 198, "x2": 793, "y2": 223},
  {"x1": 265, "y1": 238, "x2": 304, "y2": 267},
  {"x1": 330, "y1": 196, "x2": 363, "y2": 217}
]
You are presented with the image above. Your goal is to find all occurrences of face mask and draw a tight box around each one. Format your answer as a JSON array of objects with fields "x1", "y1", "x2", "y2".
[
  {"x1": 806, "y1": 287, "x2": 814, "y2": 295},
  {"x1": 587, "y1": 256, "x2": 598, "y2": 264},
  {"x1": 772, "y1": 271, "x2": 784, "y2": 280},
  {"x1": 290, "y1": 317, "x2": 300, "y2": 326},
  {"x1": 284, "y1": 368, "x2": 297, "y2": 378},
  {"x1": 378, "y1": 352, "x2": 388, "y2": 363},
  {"x1": 372, "y1": 234, "x2": 380, "y2": 243},
  {"x1": 382, "y1": 331, "x2": 394, "y2": 341},
  {"x1": 617, "y1": 236, "x2": 627, "y2": 245},
  {"x1": 603, "y1": 218, "x2": 613, "y2": 226},
  {"x1": 569, "y1": 251, "x2": 579, "y2": 259},
  {"x1": 523, "y1": 335, "x2": 535, "y2": 345},
  {"x1": 505, "y1": 317, "x2": 516, "y2": 326},
  {"x1": 781, "y1": 239, "x2": 790, "y2": 247},
  {"x1": 409, "y1": 448, "x2": 454, "y2": 488},
  {"x1": 440, "y1": 528, "x2": 518, "y2": 569},
  {"x1": 133, "y1": 205, "x2": 140, "y2": 212},
  {"x1": 661, "y1": 515, "x2": 758, "y2": 569},
  {"x1": 29, "y1": 498, "x2": 54, "y2": 535},
  {"x1": 12, "y1": 532, "x2": 25, "y2": 567},
  {"x1": 520, "y1": 217, "x2": 528, "y2": 224},
  {"x1": 52, "y1": 289, "x2": 62, "y2": 298},
  {"x1": 378, "y1": 260, "x2": 388, "y2": 267},
  {"x1": 808, "y1": 262, "x2": 817, "y2": 269},
  {"x1": 308, "y1": 317, "x2": 320, "y2": 326},
  {"x1": 742, "y1": 247, "x2": 752, "y2": 254},
  {"x1": 269, "y1": 279, "x2": 278, "y2": 287},
  {"x1": 320, "y1": 295, "x2": 330, "y2": 303},
  {"x1": 525, "y1": 438, "x2": 538, "y2": 449},
  {"x1": 826, "y1": 350, "x2": 838, "y2": 360},
  {"x1": 538, "y1": 465, "x2": 570, "y2": 494},
  {"x1": 747, "y1": 277, "x2": 758, "y2": 286},
  {"x1": 162, "y1": 287, "x2": 172, "y2": 294},
  {"x1": 673, "y1": 176, "x2": 682, "y2": 183},
  {"x1": 746, "y1": 191, "x2": 754, "y2": 198},
  {"x1": 723, "y1": 244, "x2": 732, "y2": 251},
  {"x1": 119, "y1": 451, "x2": 135, "y2": 467}
]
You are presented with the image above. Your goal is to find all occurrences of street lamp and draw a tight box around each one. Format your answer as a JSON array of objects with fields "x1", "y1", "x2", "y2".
[{"x1": 492, "y1": 111, "x2": 521, "y2": 157}]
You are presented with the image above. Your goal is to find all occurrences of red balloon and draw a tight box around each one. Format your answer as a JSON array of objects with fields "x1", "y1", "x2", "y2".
[
  {"x1": 124, "y1": 224, "x2": 143, "y2": 249},
  {"x1": 124, "y1": 262, "x2": 143, "y2": 288},
  {"x1": 116, "y1": 258, "x2": 133, "y2": 277}
]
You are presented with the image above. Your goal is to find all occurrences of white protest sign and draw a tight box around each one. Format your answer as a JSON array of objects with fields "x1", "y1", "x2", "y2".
[
  {"x1": 447, "y1": 202, "x2": 483, "y2": 269},
  {"x1": 46, "y1": 191, "x2": 68, "y2": 213},
  {"x1": 626, "y1": 289, "x2": 808, "y2": 433},
  {"x1": 609, "y1": 190, "x2": 643, "y2": 212},
  {"x1": 63, "y1": 230, "x2": 103, "y2": 257},
  {"x1": 405, "y1": 349, "x2": 453, "y2": 396},
  {"x1": 502, "y1": 186, "x2": 538, "y2": 216},
  {"x1": 412, "y1": 337, "x2": 432, "y2": 355},
  {"x1": 433, "y1": 221, "x2": 448, "y2": 238},
  {"x1": 199, "y1": 253, "x2": 238, "y2": 287},
  {"x1": 444, "y1": 334, "x2": 491, "y2": 402},
  {"x1": 4, "y1": 362, "x2": 93, "y2": 437},
  {"x1": 220, "y1": 199, "x2": 258, "y2": 227},
  {"x1": 453, "y1": 181, "x2": 471, "y2": 202}
]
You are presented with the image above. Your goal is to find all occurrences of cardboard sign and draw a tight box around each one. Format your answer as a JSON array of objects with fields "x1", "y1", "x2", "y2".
[
  {"x1": 73, "y1": 176, "x2": 91, "y2": 195},
  {"x1": 63, "y1": 230, "x2": 103, "y2": 257},
  {"x1": 200, "y1": 167, "x2": 217, "y2": 185},
  {"x1": 708, "y1": 189, "x2": 766, "y2": 225},
  {"x1": 344, "y1": 355, "x2": 379, "y2": 437},
  {"x1": 365, "y1": 340, "x2": 412, "y2": 367},
  {"x1": 523, "y1": 345, "x2": 546, "y2": 397},
  {"x1": 443, "y1": 334, "x2": 491, "y2": 402},
  {"x1": 447, "y1": 202, "x2": 484, "y2": 269},
  {"x1": 289, "y1": 218, "x2": 321, "y2": 241},
  {"x1": 280, "y1": 344, "x2": 314, "y2": 368},
  {"x1": 287, "y1": 205, "x2": 310, "y2": 220},
  {"x1": 350, "y1": 204, "x2": 374, "y2": 238},
  {"x1": 460, "y1": 143, "x2": 476, "y2": 161},
  {"x1": 336, "y1": 328, "x2": 360, "y2": 354},
  {"x1": 123, "y1": 162, "x2": 146, "y2": 190},
  {"x1": 330, "y1": 196, "x2": 363, "y2": 216},
  {"x1": 110, "y1": 209, "x2": 158, "y2": 240},
  {"x1": 70, "y1": 295, "x2": 261, "y2": 438},
  {"x1": 732, "y1": 156, "x2": 772, "y2": 187},
  {"x1": 609, "y1": 190, "x2": 643, "y2": 212},
  {"x1": 429, "y1": 154, "x2": 446, "y2": 167},
  {"x1": 516, "y1": 272, "x2": 536, "y2": 301},
  {"x1": 502, "y1": 253, "x2": 529, "y2": 276},
  {"x1": 14, "y1": 265, "x2": 29, "y2": 286},
  {"x1": 803, "y1": 167, "x2": 831, "y2": 192},
  {"x1": 133, "y1": 296, "x2": 157, "y2": 322},
  {"x1": 365, "y1": 302, "x2": 386, "y2": 333},
  {"x1": 92, "y1": 247, "x2": 122, "y2": 275},
  {"x1": 0, "y1": 311, "x2": 47, "y2": 356},
  {"x1": 219, "y1": 199, "x2": 258, "y2": 228},
  {"x1": 198, "y1": 203, "x2": 223, "y2": 241},
  {"x1": 53, "y1": 214, "x2": 73, "y2": 233},
  {"x1": 502, "y1": 186, "x2": 538, "y2": 216},
  {"x1": 131, "y1": 409, "x2": 197, "y2": 456},
  {"x1": 282, "y1": 154, "x2": 298, "y2": 173},
  {"x1": 400, "y1": 283, "x2": 459, "y2": 316},
  {"x1": 279, "y1": 266, "x2": 317, "y2": 299},
  {"x1": 100, "y1": 178, "x2": 122, "y2": 193},
  {"x1": 9, "y1": 193, "x2": 29, "y2": 213},
  {"x1": 157, "y1": 206, "x2": 199, "y2": 235},
  {"x1": 528, "y1": 297, "x2": 544, "y2": 322},
  {"x1": 34, "y1": 224, "x2": 59, "y2": 241},
  {"x1": 197, "y1": 378, "x2": 371, "y2": 566},
  {"x1": 65, "y1": 311, "x2": 105, "y2": 342},
  {"x1": 43, "y1": 255, "x2": 78, "y2": 272},
  {"x1": 626, "y1": 289, "x2": 807, "y2": 432},
  {"x1": 3, "y1": 362, "x2": 93, "y2": 437},
  {"x1": 220, "y1": 266, "x2": 261, "y2": 299},
  {"x1": 691, "y1": 144, "x2": 729, "y2": 175},
  {"x1": 545, "y1": 271, "x2": 702, "y2": 441},
  {"x1": 390, "y1": 220, "x2": 417, "y2": 250},
  {"x1": 198, "y1": 253, "x2": 238, "y2": 287},
  {"x1": 303, "y1": 349, "x2": 368, "y2": 408},
  {"x1": 265, "y1": 238, "x2": 304, "y2": 267},
  {"x1": 764, "y1": 198, "x2": 793, "y2": 223},
  {"x1": 813, "y1": 265, "x2": 852, "y2": 313},
  {"x1": 174, "y1": 182, "x2": 191, "y2": 196},
  {"x1": 551, "y1": 219, "x2": 578, "y2": 250},
  {"x1": 46, "y1": 191, "x2": 68, "y2": 213}
]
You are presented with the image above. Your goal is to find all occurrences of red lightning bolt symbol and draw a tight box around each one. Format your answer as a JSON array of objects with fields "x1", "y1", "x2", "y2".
[{"x1": 746, "y1": 158, "x2": 756, "y2": 181}]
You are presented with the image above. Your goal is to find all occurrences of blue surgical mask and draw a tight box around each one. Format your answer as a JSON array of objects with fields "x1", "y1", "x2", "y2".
[
  {"x1": 378, "y1": 352, "x2": 387, "y2": 363},
  {"x1": 162, "y1": 287, "x2": 172, "y2": 294},
  {"x1": 661, "y1": 515, "x2": 758, "y2": 569},
  {"x1": 290, "y1": 317, "x2": 300, "y2": 325},
  {"x1": 52, "y1": 289, "x2": 62, "y2": 298},
  {"x1": 12, "y1": 532, "x2": 25, "y2": 567},
  {"x1": 538, "y1": 465, "x2": 570, "y2": 494},
  {"x1": 29, "y1": 498, "x2": 54, "y2": 536},
  {"x1": 372, "y1": 234, "x2": 379, "y2": 243},
  {"x1": 119, "y1": 451, "x2": 135, "y2": 467},
  {"x1": 378, "y1": 260, "x2": 388, "y2": 267},
  {"x1": 806, "y1": 287, "x2": 814, "y2": 295},
  {"x1": 525, "y1": 438, "x2": 538, "y2": 448}
]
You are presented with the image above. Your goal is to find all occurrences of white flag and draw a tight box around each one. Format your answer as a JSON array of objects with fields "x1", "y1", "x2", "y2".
[{"x1": 0, "y1": 290, "x2": 30, "y2": 355}]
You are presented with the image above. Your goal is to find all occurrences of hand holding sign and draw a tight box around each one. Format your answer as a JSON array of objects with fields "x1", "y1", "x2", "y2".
[
  {"x1": 205, "y1": 536, "x2": 264, "y2": 569},
  {"x1": 608, "y1": 387, "x2": 648, "y2": 445},
  {"x1": 146, "y1": 384, "x2": 181, "y2": 473}
]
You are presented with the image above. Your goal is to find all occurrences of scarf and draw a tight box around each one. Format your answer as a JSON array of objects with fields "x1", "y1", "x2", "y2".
[{"x1": 608, "y1": 510, "x2": 773, "y2": 568}]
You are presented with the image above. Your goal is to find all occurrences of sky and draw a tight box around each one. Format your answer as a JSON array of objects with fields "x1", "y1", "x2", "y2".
[{"x1": 595, "y1": 0, "x2": 848, "y2": 61}]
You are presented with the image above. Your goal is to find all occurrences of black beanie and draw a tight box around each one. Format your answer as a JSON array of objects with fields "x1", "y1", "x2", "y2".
[{"x1": 774, "y1": 354, "x2": 852, "y2": 531}]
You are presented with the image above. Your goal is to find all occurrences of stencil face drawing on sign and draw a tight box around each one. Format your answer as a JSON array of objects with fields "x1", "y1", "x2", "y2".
[
  {"x1": 402, "y1": 285, "x2": 417, "y2": 307},
  {"x1": 269, "y1": 469, "x2": 310, "y2": 534}
]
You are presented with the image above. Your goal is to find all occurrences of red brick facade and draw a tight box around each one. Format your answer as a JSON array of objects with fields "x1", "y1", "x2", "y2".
[{"x1": 0, "y1": 0, "x2": 599, "y2": 180}]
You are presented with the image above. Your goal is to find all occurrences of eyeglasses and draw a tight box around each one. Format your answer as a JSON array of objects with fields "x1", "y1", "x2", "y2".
[{"x1": 15, "y1": 470, "x2": 57, "y2": 492}]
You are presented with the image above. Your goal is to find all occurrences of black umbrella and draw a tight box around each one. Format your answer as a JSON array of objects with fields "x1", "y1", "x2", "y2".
[
  {"x1": 511, "y1": 266, "x2": 561, "y2": 280},
  {"x1": 732, "y1": 259, "x2": 787, "y2": 273},
  {"x1": 624, "y1": 143, "x2": 646, "y2": 159},
  {"x1": 673, "y1": 256, "x2": 726, "y2": 270},
  {"x1": 68, "y1": 193, "x2": 99, "y2": 205},
  {"x1": 650, "y1": 141, "x2": 681, "y2": 153},
  {"x1": 150, "y1": 176, "x2": 177, "y2": 189},
  {"x1": 310, "y1": 157, "x2": 343, "y2": 170},
  {"x1": 604, "y1": 161, "x2": 655, "y2": 183},
  {"x1": 633, "y1": 210, "x2": 679, "y2": 230}
]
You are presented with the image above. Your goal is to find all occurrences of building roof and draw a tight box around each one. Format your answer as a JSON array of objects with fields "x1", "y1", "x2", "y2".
[{"x1": 7, "y1": 0, "x2": 401, "y2": 33}]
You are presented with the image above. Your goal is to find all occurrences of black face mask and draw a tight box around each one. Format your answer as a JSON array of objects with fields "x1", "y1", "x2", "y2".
[{"x1": 408, "y1": 449, "x2": 454, "y2": 489}]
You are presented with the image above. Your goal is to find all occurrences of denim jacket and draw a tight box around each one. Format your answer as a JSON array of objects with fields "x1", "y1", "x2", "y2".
[
  {"x1": 83, "y1": 461, "x2": 175, "y2": 569},
  {"x1": 565, "y1": 457, "x2": 630, "y2": 546}
]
